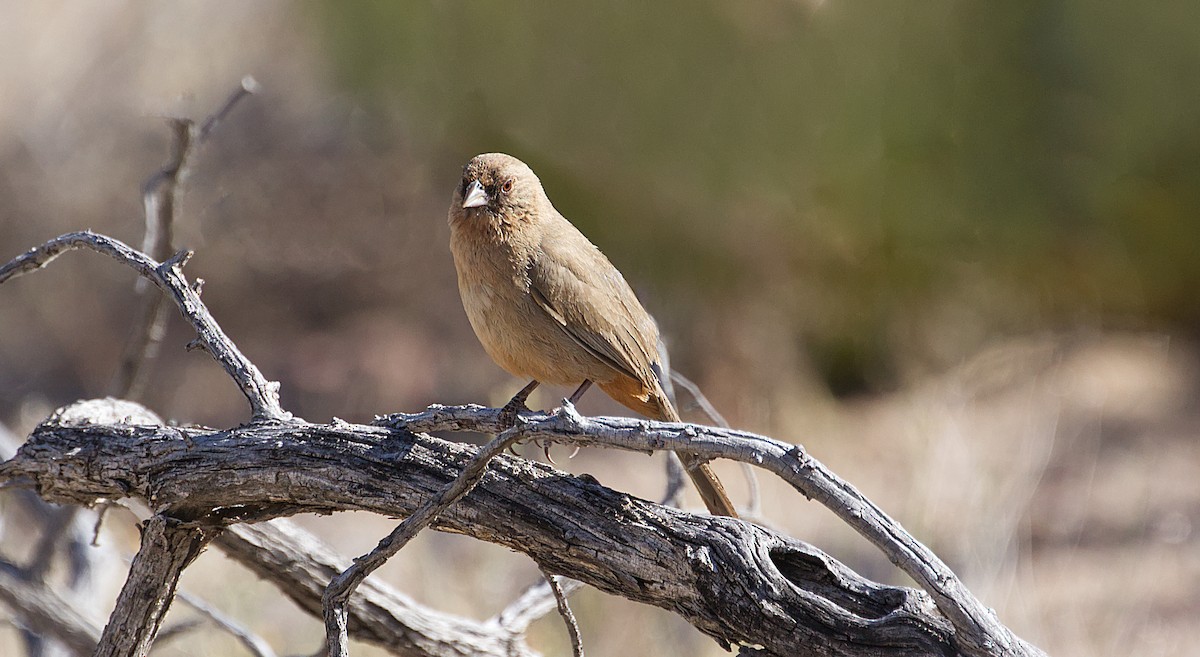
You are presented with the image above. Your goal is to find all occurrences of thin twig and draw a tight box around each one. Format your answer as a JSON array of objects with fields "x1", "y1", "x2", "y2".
[
  {"x1": 489, "y1": 576, "x2": 584, "y2": 635},
  {"x1": 199, "y1": 76, "x2": 261, "y2": 141},
  {"x1": 151, "y1": 618, "x2": 206, "y2": 646},
  {"x1": 669, "y1": 370, "x2": 729, "y2": 427},
  {"x1": 91, "y1": 503, "x2": 111, "y2": 547},
  {"x1": 115, "y1": 76, "x2": 258, "y2": 399},
  {"x1": 322, "y1": 406, "x2": 557, "y2": 656},
  {"x1": 216, "y1": 519, "x2": 534, "y2": 657},
  {"x1": 0, "y1": 231, "x2": 288, "y2": 420},
  {"x1": 537, "y1": 565, "x2": 584, "y2": 657},
  {"x1": 660, "y1": 452, "x2": 686, "y2": 508},
  {"x1": 176, "y1": 589, "x2": 278, "y2": 657}
]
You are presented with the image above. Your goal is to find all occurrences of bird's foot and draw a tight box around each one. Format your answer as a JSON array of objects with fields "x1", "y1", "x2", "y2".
[{"x1": 538, "y1": 399, "x2": 583, "y2": 464}]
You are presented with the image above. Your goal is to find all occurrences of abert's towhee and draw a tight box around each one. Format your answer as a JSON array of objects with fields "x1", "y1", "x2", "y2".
[{"x1": 448, "y1": 153, "x2": 737, "y2": 518}]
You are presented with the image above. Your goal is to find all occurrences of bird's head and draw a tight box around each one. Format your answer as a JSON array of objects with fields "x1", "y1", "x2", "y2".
[{"x1": 452, "y1": 153, "x2": 546, "y2": 230}]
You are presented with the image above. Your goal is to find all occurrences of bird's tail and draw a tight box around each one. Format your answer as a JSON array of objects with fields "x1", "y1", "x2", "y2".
[
  {"x1": 653, "y1": 393, "x2": 739, "y2": 518},
  {"x1": 678, "y1": 451, "x2": 739, "y2": 518}
]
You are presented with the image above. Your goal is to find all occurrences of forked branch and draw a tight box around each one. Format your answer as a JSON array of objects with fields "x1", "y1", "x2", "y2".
[
  {"x1": 380, "y1": 404, "x2": 1042, "y2": 657},
  {"x1": 0, "y1": 231, "x2": 286, "y2": 421},
  {"x1": 0, "y1": 230, "x2": 1044, "y2": 657}
]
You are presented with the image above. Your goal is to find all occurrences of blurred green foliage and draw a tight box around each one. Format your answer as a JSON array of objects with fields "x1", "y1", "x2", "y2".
[{"x1": 312, "y1": 1, "x2": 1200, "y2": 393}]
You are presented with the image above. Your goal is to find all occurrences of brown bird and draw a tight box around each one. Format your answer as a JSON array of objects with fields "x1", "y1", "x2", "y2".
[{"x1": 448, "y1": 153, "x2": 737, "y2": 518}]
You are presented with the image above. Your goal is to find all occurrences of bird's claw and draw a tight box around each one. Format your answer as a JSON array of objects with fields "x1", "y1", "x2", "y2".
[{"x1": 538, "y1": 439, "x2": 581, "y2": 465}]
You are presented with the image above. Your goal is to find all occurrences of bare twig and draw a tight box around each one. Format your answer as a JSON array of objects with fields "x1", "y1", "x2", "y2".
[
  {"x1": 219, "y1": 520, "x2": 538, "y2": 657},
  {"x1": 322, "y1": 410, "x2": 549, "y2": 656},
  {"x1": 0, "y1": 232, "x2": 288, "y2": 420},
  {"x1": 91, "y1": 504, "x2": 111, "y2": 547},
  {"x1": 669, "y1": 370, "x2": 729, "y2": 427},
  {"x1": 114, "y1": 76, "x2": 258, "y2": 399},
  {"x1": 657, "y1": 341, "x2": 687, "y2": 509},
  {"x1": 660, "y1": 453, "x2": 687, "y2": 508},
  {"x1": 150, "y1": 618, "x2": 206, "y2": 646},
  {"x1": 537, "y1": 565, "x2": 584, "y2": 657},
  {"x1": 489, "y1": 576, "x2": 584, "y2": 636},
  {"x1": 176, "y1": 589, "x2": 277, "y2": 657},
  {"x1": 198, "y1": 76, "x2": 260, "y2": 141},
  {"x1": 92, "y1": 515, "x2": 213, "y2": 657},
  {"x1": 140, "y1": 77, "x2": 259, "y2": 256}
]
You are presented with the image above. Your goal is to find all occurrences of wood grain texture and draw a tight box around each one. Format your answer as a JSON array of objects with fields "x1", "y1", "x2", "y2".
[
  {"x1": 3, "y1": 413, "x2": 958, "y2": 657},
  {"x1": 92, "y1": 515, "x2": 213, "y2": 657}
]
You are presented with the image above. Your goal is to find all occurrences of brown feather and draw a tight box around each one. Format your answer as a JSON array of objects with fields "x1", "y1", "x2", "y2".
[{"x1": 448, "y1": 153, "x2": 737, "y2": 518}]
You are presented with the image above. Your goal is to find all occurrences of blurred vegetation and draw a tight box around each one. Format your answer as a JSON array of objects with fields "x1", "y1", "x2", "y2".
[
  {"x1": 313, "y1": 0, "x2": 1200, "y2": 394},
  {"x1": 1, "y1": 6, "x2": 1196, "y2": 657}
]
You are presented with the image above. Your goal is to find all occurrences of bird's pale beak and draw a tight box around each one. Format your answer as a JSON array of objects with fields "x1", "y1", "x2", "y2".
[{"x1": 462, "y1": 180, "x2": 488, "y2": 209}]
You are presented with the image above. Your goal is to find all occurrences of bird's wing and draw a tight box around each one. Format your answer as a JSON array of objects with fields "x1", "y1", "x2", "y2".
[{"x1": 527, "y1": 217, "x2": 662, "y2": 384}]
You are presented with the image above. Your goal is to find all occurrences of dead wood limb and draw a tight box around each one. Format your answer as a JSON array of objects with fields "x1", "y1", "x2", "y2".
[
  {"x1": 322, "y1": 420, "x2": 533, "y2": 656},
  {"x1": 2, "y1": 414, "x2": 961, "y2": 657},
  {"x1": 382, "y1": 404, "x2": 1043, "y2": 657},
  {"x1": 0, "y1": 232, "x2": 287, "y2": 421},
  {"x1": 92, "y1": 515, "x2": 214, "y2": 657},
  {"x1": 0, "y1": 231, "x2": 1043, "y2": 657}
]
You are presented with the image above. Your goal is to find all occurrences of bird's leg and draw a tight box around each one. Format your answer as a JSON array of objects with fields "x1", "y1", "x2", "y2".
[
  {"x1": 544, "y1": 379, "x2": 593, "y2": 461},
  {"x1": 500, "y1": 379, "x2": 540, "y2": 430},
  {"x1": 567, "y1": 379, "x2": 593, "y2": 404}
]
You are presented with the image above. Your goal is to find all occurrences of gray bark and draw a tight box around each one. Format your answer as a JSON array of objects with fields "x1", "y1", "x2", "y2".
[
  {"x1": 92, "y1": 515, "x2": 212, "y2": 657},
  {"x1": 219, "y1": 520, "x2": 537, "y2": 657},
  {"x1": 3, "y1": 413, "x2": 956, "y2": 657}
]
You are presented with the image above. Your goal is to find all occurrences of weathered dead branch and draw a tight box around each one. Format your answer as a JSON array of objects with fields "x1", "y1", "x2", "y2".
[
  {"x1": 4, "y1": 407, "x2": 956, "y2": 656},
  {"x1": 0, "y1": 225, "x2": 1046, "y2": 657}
]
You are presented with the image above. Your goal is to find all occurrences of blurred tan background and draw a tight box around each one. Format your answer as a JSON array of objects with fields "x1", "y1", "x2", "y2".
[{"x1": 1, "y1": 2, "x2": 1197, "y2": 656}]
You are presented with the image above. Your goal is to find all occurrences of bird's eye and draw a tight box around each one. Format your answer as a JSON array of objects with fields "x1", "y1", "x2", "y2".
[{"x1": 501, "y1": 179, "x2": 514, "y2": 194}]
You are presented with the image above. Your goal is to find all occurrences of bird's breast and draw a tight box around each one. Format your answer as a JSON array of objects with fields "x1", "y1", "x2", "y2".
[
  {"x1": 449, "y1": 219, "x2": 617, "y2": 387},
  {"x1": 450, "y1": 231, "x2": 537, "y2": 376}
]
